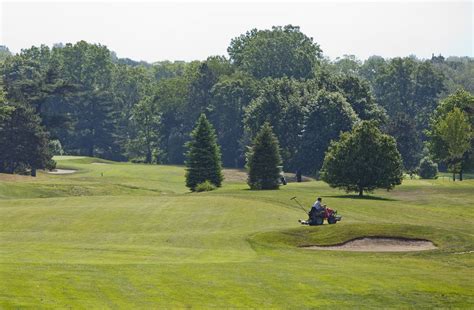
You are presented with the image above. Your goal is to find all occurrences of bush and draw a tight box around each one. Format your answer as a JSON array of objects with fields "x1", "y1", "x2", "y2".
[
  {"x1": 49, "y1": 139, "x2": 64, "y2": 155},
  {"x1": 130, "y1": 157, "x2": 147, "y2": 164},
  {"x1": 418, "y1": 157, "x2": 438, "y2": 179},
  {"x1": 194, "y1": 180, "x2": 216, "y2": 192}
]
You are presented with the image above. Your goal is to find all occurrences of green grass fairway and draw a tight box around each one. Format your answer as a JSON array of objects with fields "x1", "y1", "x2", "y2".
[{"x1": 1, "y1": 157, "x2": 473, "y2": 308}]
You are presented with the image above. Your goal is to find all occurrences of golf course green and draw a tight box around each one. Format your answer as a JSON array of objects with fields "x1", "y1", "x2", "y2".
[{"x1": 1, "y1": 156, "x2": 473, "y2": 308}]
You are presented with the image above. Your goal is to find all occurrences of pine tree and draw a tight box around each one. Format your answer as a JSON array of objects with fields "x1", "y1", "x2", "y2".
[
  {"x1": 0, "y1": 105, "x2": 55, "y2": 176},
  {"x1": 246, "y1": 122, "x2": 282, "y2": 190},
  {"x1": 185, "y1": 114, "x2": 223, "y2": 191}
]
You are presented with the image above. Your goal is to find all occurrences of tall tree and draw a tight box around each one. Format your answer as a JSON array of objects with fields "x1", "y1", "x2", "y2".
[
  {"x1": 111, "y1": 64, "x2": 155, "y2": 157},
  {"x1": 428, "y1": 108, "x2": 472, "y2": 181},
  {"x1": 386, "y1": 112, "x2": 422, "y2": 171},
  {"x1": 373, "y1": 57, "x2": 444, "y2": 131},
  {"x1": 59, "y1": 41, "x2": 120, "y2": 159},
  {"x1": 244, "y1": 77, "x2": 306, "y2": 170},
  {"x1": 228, "y1": 25, "x2": 322, "y2": 79},
  {"x1": 428, "y1": 89, "x2": 474, "y2": 180},
  {"x1": 246, "y1": 123, "x2": 282, "y2": 190},
  {"x1": 185, "y1": 114, "x2": 223, "y2": 191},
  {"x1": 0, "y1": 105, "x2": 54, "y2": 176},
  {"x1": 1, "y1": 45, "x2": 72, "y2": 134},
  {"x1": 187, "y1": 57, "x2": 232, "y2": 123},
  {"x1": 0, "y1": 45, "x2": 11, "y2": 62},
  {"x1": 335, "y1": 74, "x2": 386, "y2": 122},
  {"x1": 126, "y1": 97, "x2": 161, "y2": 163},
  {"x1": 152, "y1": 61, "x2": 187, "y2": 81},
  {"x1": 331, "y1": 55, "x2": 361, "y2": 76},
  {"x1": 321, "y1": 121, "x2": 403, "y2": 196},
  {"x1": 431, "y1": 56, "x2": 474, "y2": 96},
  {"x1": 209, "y1": 73, "x2": 257, "y2": 167},
  {"x1": 298, "y1": 90, "x2": 358, "y2": 176},
  {"x1": 359, "y1": 56, "x2": 387, "y2": 85}
]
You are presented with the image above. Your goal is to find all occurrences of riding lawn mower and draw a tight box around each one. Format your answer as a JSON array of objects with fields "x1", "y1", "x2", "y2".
[{"x1": 291, "y1": 196, "x2": 342, "y2": 226}]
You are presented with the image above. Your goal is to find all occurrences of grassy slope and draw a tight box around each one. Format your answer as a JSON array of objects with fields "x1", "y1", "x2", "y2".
[{"x1": 0, "y1": 156, "x2": 473, "y2": 308}]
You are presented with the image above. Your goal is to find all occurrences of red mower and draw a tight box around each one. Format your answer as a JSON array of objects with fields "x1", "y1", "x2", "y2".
[{"x1": 291, "y1": 196, "x2": 342, "y2": 226}]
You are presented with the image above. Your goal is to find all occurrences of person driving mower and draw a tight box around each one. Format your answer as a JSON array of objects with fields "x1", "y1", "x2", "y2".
[
  {"x1": 309, "y1": 197, "x2": 325, "y2": 219},
  {"x1": 298, "y1": 196, "x2": 341, "y2": 225}
]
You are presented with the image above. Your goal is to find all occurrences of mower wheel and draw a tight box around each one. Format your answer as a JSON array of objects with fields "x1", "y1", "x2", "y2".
[
  {"x1": 314, "y1": 217, "x2": 324, "y2": 225},
  {"x1": 328, "y1": 216, "x2": 337, "y2": 224}
]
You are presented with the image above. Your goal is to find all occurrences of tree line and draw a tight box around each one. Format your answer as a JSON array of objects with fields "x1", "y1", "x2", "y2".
[{"x1": 0, "y1": 25, "x2": 472, "y2": 181}]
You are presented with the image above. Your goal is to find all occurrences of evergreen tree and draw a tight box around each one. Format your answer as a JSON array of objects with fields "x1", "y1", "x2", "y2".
[
  {"x1": 185, "y1": 114, "x2": 223, "y2": 191},
  {"x1": 246, "y1": 122, "x2": 282, "y2": 190},
  {"x1": 0, "y1": 105, "x2": 54, "y2": 176},
  {"x1": 321, "y1": 121, "x2": 403, "y2": 196}
]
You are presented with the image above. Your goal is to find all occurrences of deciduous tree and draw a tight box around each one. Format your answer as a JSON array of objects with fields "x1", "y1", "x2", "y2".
[
  {"x1": 428, "y1": 89, "x2": 474, "y2": 180},
  {"x1": 428, "y1": 107, "x2": 472, "y2": 181},
  {"x1": 228, "y1": 25, "x2": 322, "y2": 79},
  {"x1": 298, "y1": 90, "x2": 358, "y2": 176},
  {"x1": 321, "y1": 121, "x2": 403, "y2": 196}
]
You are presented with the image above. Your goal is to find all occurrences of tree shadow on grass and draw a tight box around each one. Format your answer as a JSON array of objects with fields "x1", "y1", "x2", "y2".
[{"x1": 323, "y1": 194, "x2": 397, "y2": 201}]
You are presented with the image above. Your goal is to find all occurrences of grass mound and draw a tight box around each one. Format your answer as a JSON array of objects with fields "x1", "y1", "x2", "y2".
[{"x1": 252, "y1": 223, "x2": 472, "y2": 253}]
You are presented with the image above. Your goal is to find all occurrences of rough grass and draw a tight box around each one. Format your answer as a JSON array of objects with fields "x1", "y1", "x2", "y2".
[{"x1": 0, "y1": 156, "x2": 473, "y2": 308}]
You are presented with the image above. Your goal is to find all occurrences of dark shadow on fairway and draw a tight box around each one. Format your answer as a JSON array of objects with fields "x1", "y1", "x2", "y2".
[{"x1": 323, "y1": 194, "x2": 397, "y2": 201}]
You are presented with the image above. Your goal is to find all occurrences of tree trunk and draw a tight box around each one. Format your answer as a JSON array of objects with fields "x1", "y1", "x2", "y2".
[
  {"x1": 460, "y1": 168, "x2": 463, "y2": 181},
  {"x1": 8, "y1": 161, "x2": 15, "y2": 174},
  {"x1": 452, "y1": 172, "x2": 455, "y2": 182},
  {"x1": 358, "y1": 187, "x2": 363, "y2": 197},
  {"x1": 146, "y1": 147, "x2": 152, "y2": 164},
  {"x1": 296, "y1": 169, "x2": 302, "y2": 183},
  {"x1": 31, "y1": 167, "x2": 36, "y2": 177},
  {"x1": 88, "y1": 144, "x2": 94, "y2": 158}
]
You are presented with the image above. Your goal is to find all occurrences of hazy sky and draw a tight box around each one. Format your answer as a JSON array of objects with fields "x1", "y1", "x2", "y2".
[{"x1": 1, "y1": 0, "x2": 472, "y2": 62}]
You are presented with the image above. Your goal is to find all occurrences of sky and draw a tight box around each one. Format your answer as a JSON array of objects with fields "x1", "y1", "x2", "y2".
[{"x1": 0, "y1": 0, "x2": 472, "y2": 62}]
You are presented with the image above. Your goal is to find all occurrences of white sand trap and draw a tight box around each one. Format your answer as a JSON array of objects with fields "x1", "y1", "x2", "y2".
[
  {"x1": 47, "y1": 169, "x2": 77, "y2": 174},
  {"x1": 91, "y1": 162, "x2": 109, "y2": 165},
  {"x1": 304, "y1": 237, "x2": 437, "y2": 252}
]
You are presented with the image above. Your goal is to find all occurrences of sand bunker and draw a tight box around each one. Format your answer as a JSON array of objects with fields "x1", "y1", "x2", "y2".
[
  {"x1": 222, "y1": 169, "x2": 312, "y2": 183},
  {"x1": 304, "y1": 237, "x2": 437, "y2": 252},
  {"x1": 91, "y1": 162, "x2": 109, "y2": 165},
  {"x1": 47, "y1": 169, "x2": 77, "y2": 174}
]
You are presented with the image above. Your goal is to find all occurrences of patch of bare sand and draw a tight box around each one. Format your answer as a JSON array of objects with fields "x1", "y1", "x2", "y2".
[
  {"x1": 47, "y1": 169, "x2": 77, "y2": 174},
  {"x1": 222, "y1": 169, "x2": 247, "y2": 182},
  {"x1": 222, "y1": 169, "x2": 313, "y2": 183},
  {"x1": 303, "y1": 237, "x2": 437, "y2": 252},
  {"x1": 91, "y1": 162, "x2": 109, "y2": 165}
]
